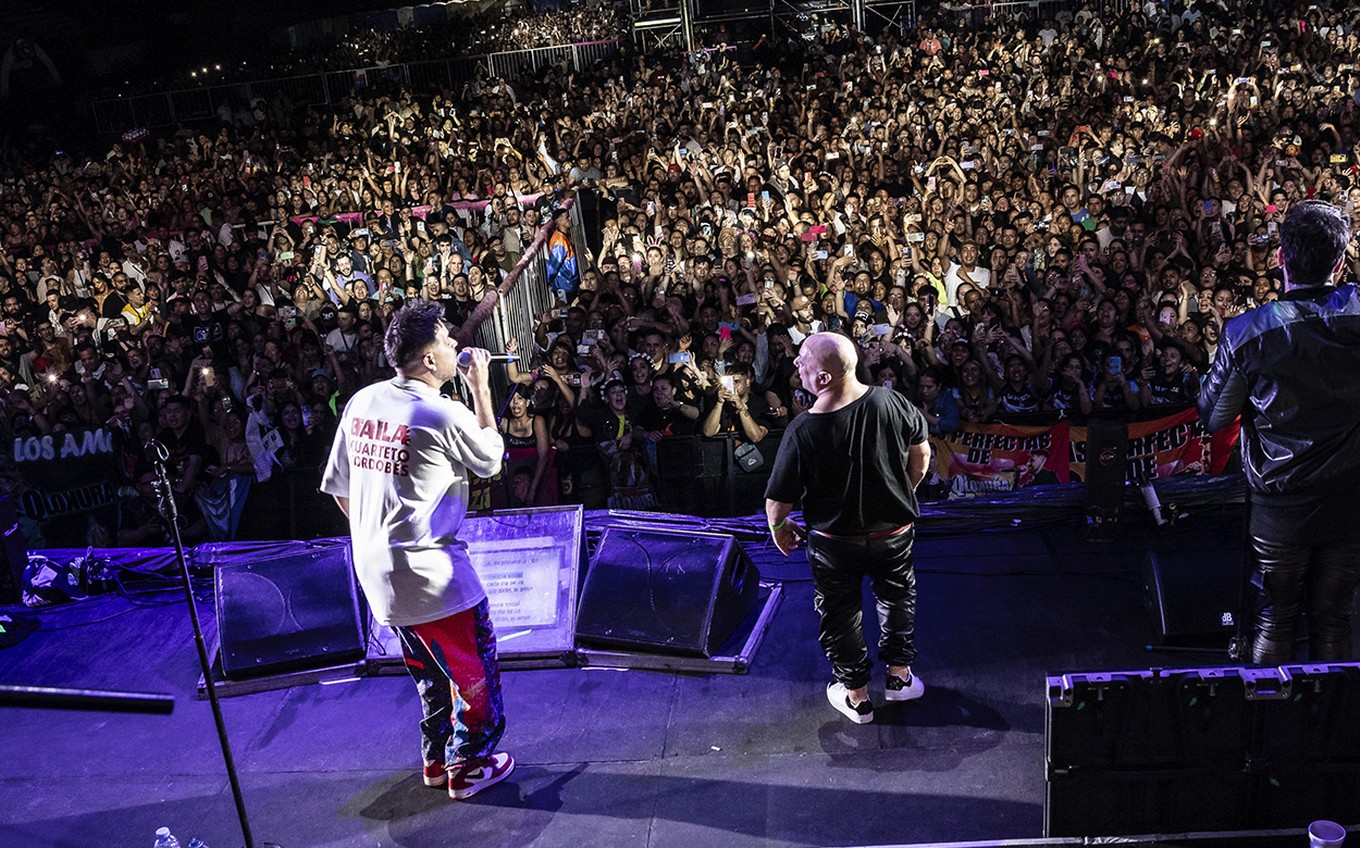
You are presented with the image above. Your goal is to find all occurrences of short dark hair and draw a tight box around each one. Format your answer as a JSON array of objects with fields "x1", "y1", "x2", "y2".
[
  {"x1": 384, "y1": 300, "x2": 445, "y2": 371},
  {"x1": 1280, "y1": 200, "x2": 1351, "y2": 288},
  {"x1": 726, "y1": 361, "x2": 755, "y2": 381}
]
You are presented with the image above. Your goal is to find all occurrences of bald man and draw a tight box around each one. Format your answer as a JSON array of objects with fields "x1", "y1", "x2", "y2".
[{"x1": 765, "y1": 332, "x2": 932, "y2": 723}]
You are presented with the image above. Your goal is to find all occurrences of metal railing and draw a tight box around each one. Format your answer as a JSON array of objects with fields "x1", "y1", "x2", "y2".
[
  {"x1": 933, "y1": 0, "x2": 1120, "y2": 28},
  {"x1": 90, "y1": 40, "x2": 623, "y2": 135},
  {"x1": 469, "y1": 199, "x2": 586, "y2": 404},
  {"x1": 262, "y1": 427, "x2": 783, "y2": 539}
]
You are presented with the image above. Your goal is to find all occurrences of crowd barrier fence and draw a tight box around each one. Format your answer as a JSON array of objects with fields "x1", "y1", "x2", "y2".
[
  {"x1": 242, "y1": 403, "x2": 1236, "y2": 537},
  {"x1": 90, "y1": 40, "x2": 623, "y2": 135},
  {"x1": 21, "y1": 402, "x2": 1234, "y2": 548}
]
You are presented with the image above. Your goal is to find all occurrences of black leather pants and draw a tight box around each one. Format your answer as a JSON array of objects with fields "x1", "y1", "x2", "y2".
[
  {"x1": 807, "y1": 528, "x2": 918, "y2": 690},
  {"x1": 1250, "y1": 534, "x2": 1360, "y2": 664}
]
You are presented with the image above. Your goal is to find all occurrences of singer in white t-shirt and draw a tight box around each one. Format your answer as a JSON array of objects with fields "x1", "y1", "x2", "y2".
[{"x1": 321, "y1": 300, "x2": 515, "y2": 801}]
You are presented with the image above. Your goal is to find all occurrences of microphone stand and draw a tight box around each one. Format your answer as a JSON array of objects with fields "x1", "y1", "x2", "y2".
[{"x1": 147, "y1": 440, "x2": 256, "y2": 848}]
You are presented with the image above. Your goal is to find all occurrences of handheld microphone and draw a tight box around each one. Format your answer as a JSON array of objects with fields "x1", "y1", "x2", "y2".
[{"x1": 457, "y1": 350, "x2": 519, "y2": 368}]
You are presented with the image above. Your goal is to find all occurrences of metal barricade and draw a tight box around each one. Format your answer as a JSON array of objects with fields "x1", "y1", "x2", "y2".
[
  {"x1": 470, "y1": 196, "x2": 588, "y2": 400},
  {"x1": 935, "y1": 0, "x2": 1117, "y2": 29},
  {"x1": 90, "y1": 40, "x2": 622, "y2": 134},
  {"x1": 652, "y1": 432, "x2": 784, "y2": 517},
  {"x1": 572, "y1": 40, "x2": 624, "y2": 70},
  {"x1": 404, "y1": 58, "x2": 452, "y2": 92},
  {"x1": 248, "y1": 74, "x2": 334, "y2": 109},
  {"x1": 92, "y1": 98, "x2": 135, "y2": 135},
  {"x1": 487, "y1": 44, "x2": 572, "y2": 79},
  {"x1": 473, "y1": 243, "x2": 555, "y2": 402},
  {"x1": 167, "y1": 88, "x2": 217, "y2": 123}
]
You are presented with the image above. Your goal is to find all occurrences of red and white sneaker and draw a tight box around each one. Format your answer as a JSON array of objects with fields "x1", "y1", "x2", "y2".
[
  {"x1": 422, "y1": 760, "x2": 447, "y2": 787},
  {"x1": 448, "y1": 752, "x2": 515, "y2": 800}
]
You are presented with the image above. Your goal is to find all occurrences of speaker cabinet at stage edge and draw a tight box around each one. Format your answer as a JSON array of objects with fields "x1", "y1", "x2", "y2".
[
  {"x1": 0, "y1": 495, "x2": 28, "y2": 605},
  {"x1": 215, "y1": 545, "x2": 367, "y2": 680},
  {"x1": 1143, "y1": 546, "x2": 1243, "y2": 643},
  {"x1": 575, "y1": 526, "x2": 760, "y2": 658},
  {"x1": 1044, "y1": 663, "x2": 1360, "y2": 837}
]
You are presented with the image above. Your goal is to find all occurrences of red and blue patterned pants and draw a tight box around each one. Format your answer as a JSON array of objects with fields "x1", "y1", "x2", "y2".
[{"x1": 395, "y1": 598, "x2": 505, "y2": 765}]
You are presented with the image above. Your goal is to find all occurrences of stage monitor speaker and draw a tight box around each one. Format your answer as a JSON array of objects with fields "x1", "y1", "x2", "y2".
[
  {"x1": 1046, "y1": 663, "x2": 1360, "y2": 836},
  {"x1": 1255, "y1": 663, "x2": 1360, "y2": 825},
  {"x1": 575, "y1": 526, "x2": 760, "y2": 657},
  {"x1": 0, "y1": 495, "x2": 28, "y2": 605},
  {"x1": 1143, "y1": 545, "x2": 1243, "y2": 643},
  {"x1": 215, "y1": 545, "x2": 366, "y2": 680},
  {"x1": 1046, "y1": 667, "x2": 1254, "y2": 837}
]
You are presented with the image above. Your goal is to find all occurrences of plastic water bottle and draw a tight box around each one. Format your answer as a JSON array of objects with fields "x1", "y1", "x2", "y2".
[
  {"x1": 186, "y1": 839, "x2": 210, "y2": 848},
  {"x1": 153, "y1": 827, "x2": 181, "y2": 848}
]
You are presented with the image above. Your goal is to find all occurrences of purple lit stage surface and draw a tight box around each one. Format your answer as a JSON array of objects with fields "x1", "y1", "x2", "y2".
[{"x1": 5, "y1": 502, "x2": 1356, "y2": 848}]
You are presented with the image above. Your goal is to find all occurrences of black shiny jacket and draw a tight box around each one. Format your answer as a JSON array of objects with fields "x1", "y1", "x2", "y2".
[{"x1": 1198, "y1": 284, "x2": 1360, "y2": 504}]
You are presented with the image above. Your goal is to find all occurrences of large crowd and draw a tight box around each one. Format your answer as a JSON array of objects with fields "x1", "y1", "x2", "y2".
[{"x1": 3, "y1": 0, "x2": 1356, "y2": 543}]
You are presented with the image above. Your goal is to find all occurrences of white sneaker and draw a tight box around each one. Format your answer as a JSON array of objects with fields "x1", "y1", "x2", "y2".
[
  {"x1": 826, "y1": 681, "x2": 874, "y2": 723},
  {"x1": 884, "y1": 671, "x2": 925, "y2": 702},
  {"x1": 448, "y1": 752, "x2": 515, "y2": 800}
]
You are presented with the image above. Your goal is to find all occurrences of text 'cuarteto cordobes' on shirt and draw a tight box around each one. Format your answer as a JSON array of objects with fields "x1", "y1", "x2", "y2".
[{"x1": 349, "y1": 416, "x2": 412, "y2": 477}]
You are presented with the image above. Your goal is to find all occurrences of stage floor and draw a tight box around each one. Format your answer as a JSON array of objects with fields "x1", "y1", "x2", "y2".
[{"x1": 0, "y1": 505, "x2": 1305, "y2": 848}]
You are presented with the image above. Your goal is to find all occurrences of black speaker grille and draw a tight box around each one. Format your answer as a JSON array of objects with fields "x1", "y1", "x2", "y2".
[
  {"x1": 575, "y1": 527, "x2": 758, "y2": 657},
  {"x1": 215, "y1": 546, "x2": 365, "y2": 679}
]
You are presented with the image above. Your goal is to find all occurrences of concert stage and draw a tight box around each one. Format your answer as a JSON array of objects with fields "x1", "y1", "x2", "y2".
[{"x1": 1, "y1": 483, "x2": 1354, "y2": 848}]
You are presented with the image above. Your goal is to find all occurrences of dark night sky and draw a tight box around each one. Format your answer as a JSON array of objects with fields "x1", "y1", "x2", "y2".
[{"x1": 3, "y1": 0, "x2": 501, "y2": 89}]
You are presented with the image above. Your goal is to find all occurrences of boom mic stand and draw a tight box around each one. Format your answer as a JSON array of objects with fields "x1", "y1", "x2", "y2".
[{"x1": 147, "y1": 440, "x2": 256, "y2": 848}]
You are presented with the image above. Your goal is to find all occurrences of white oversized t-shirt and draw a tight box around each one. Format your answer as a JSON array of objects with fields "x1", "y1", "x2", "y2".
[
  {"x1": 321, "y1": 376, "x2": 504, "y2": 626},
  {"x1": 942, "y1": 261, "x2": 991, "y2": 307}
]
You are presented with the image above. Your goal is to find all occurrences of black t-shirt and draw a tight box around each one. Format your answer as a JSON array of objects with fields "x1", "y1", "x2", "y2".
[
  {"x1": 440, "y1": 296, "x2": 474, "y2": 330},
  {"x1": 1251, "y1": 491, "x2": 1360, "y2": 546},
  {"x1": 1146, "y1": 371, "x2": 1197, "y2": 407},
  {"x1": 156, "y1": 423, "x2": 216, "y2": 485},
  {"x1": 184, "y1": 312, "x2": 228, "y2": 351},
  {"x1": 765, "y1": 386, "x2": 928, "y2": 534},
  {"x1": 1045, "y1": 378, "x2": 1084, "y2": 414},
  {"x1": 635, "y1": 397, "x2": 697, "y2": 437},
  {"x1": 100, "y1": 292, "x2": 129, "y2": 320},
  {"x1": 704, "y1": 392, "x2": 775, "y2": 437},
  {"x1": 578, "y1": 404, "x2": 630, "y2": 442},
  {"x1": 998, "y1": 383, "x2": 1042, "y2": 415}
]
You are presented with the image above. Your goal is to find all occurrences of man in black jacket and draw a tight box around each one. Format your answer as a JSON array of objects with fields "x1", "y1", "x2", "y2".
[{"x1": 1199, "y1": 200, "x2": 1360, "y2": 664}]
